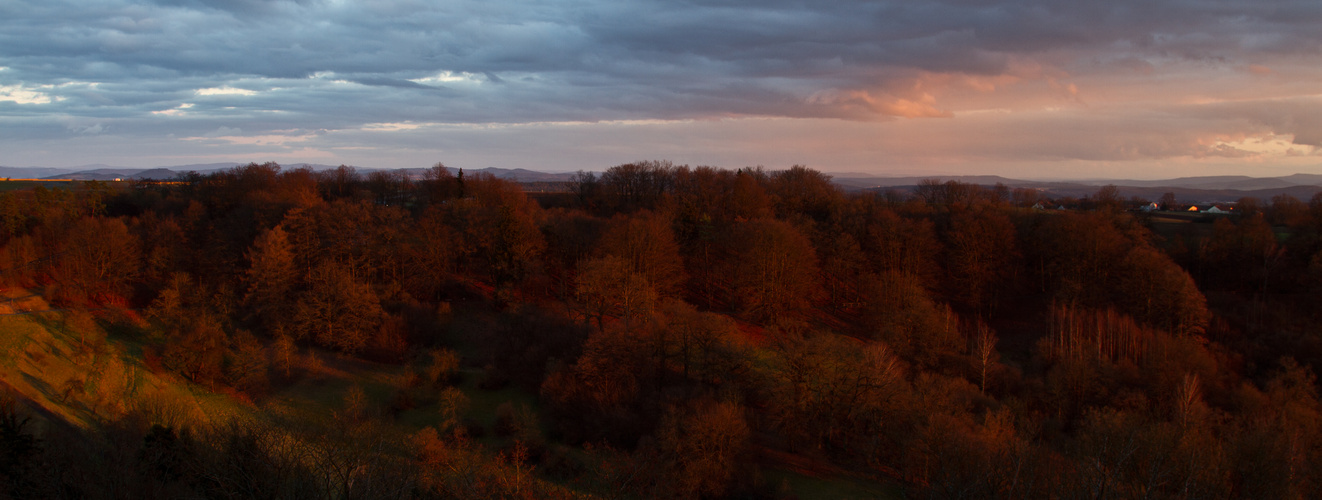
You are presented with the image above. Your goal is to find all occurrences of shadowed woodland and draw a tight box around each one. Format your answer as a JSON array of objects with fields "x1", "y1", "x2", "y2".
[{"x1": 3, "y1": 161, "x2": 1322, "y2": 498}]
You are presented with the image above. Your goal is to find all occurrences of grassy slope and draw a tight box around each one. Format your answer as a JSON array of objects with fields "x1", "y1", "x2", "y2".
[
  {"x1": 0, "y1": 286, "x2": 898, "y2": 498},
  {"x1": 0, "y1": 309, "x2": 243, "y2": 431}
]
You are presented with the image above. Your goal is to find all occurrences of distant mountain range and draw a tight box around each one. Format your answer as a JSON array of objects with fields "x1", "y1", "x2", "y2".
[{"x1": 3, "y1": 163, "x2": 1321, "y2": 203}]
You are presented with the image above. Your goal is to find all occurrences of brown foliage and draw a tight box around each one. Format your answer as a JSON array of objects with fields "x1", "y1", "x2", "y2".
[
  {"x1": 54, "y1": 216, "x2": 139, "y2": 297},
  {"x1": 575, "y1": 255, "x2": 657, "y2": 332},
  {"x1": 723, "y1": 218, "x2": 821, "y2": 321},
  {"x1": 654, "y1": 400, "x2": 752, "y2": 499},
  {"x1": 243, "y1": 224, "x2": 297, "y2": 335},
  {"x1": 596, "y1": 211, "x2": 687, "y2": 298},
  {"x1": 292, "y1": 262, "x2": 384, "y2": 353},
  {"x1": 944, "y1": 209, "x2": 1018, "y2": 312}
]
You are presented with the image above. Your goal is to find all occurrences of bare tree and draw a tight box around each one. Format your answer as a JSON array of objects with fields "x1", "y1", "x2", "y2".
[{"x1": 972, "y1": 322, "x2": 999, "y2": 394}]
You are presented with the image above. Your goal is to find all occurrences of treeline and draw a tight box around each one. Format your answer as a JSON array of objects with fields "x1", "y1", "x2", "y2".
[{"x1": 2, "y1": 161, "x2": 1322, "y2": 498}]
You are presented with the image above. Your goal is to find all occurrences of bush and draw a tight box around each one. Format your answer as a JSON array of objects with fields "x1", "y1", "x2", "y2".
[{"x1": 423, "y1": 348, "x2": 461, "y2": 387}]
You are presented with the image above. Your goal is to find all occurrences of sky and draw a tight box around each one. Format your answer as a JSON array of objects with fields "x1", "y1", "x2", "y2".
[{"x1": 2, "y1": 0, "x2": 1322, "y2": 179}]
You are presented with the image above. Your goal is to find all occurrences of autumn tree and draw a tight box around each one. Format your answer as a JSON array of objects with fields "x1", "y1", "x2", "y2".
[
  {"x1": 654, "y1": 400, "x2": 751, "y2": 499},
  {"x1": 724, "y1": 218, "x2": 821, "y2": 321},
  {"x1": 568, "y1": 170, "x2": 601, "y2": 210},
  {"x1": 1117, "y1": 245, "x2": 1210, "y2": 337},
  {"x1": 599, "y1": 160, "x2": 674, "y2": 212},
  {"x1": 863, "y1": 271, "x2": 959, "y2": 367},
  {"x1": 666, "y1": 166, "x2": 728, "y2": 231},
  {"x1": 727, "y1": 168, "x2": 774, "y2": 221},
  {"x1": 648, "y1": 300, "x2": 750, "y2": 394},
  {"x1": 862, "y1": 206, "x2": 941, "y2": 284},
  {"x1": 317, "y1": 165, "x2": 362, "y2": 199},
  {"x1": 540, "y1": 326, "x2": 654, "y2": 445},
  {"x1": 575, "y1": 255, "x2": 656, "y2": 332},
  {"x1": 403, "y1": 207, "x2": 460, "y2": 300},
  {"x1": 1023, "y1": 211, "x2": 1130, "y2": 303},
  {"x1": 442, "y1": 174, "x2": 546, "y2": 294},
  {"x1": 914, "y1": 179, "x2": 946, "y2": 206},
  {"x1": 765, "y1": 332, "x2": 907, "y2": 455},
  {"x1": 595, "y1": 210, "x2": 686, "y2": 298},
  {"x1": 1012, "y1": 186, "x2": 1043, "y2": 208},
  {"x1": 816, "y1": 230, "x2": 867, "y2": 311},
  {"x1": 1091, "y1": 184, "x2": 1122, "y2": 213},
  {"x1": 1160, "y1": 191, "x2": 1178, "y2": 211},
  {"x1": 539, "y1": 208, "x2": 606, "y2": 298},
  {"x1": 767, "y1": 165, "x2": 843, "y2": 223},
  {"x1": 243, "y1": 225, "x2": 298, "y2": 336},
  {"x1": 146, "y1": 273, "x2": 231, "y2": 384},
  {"x1": 271, "y1": 334, "x2": 298, "y2": 379},
  {"x1": 944, "y1": 209, "x2": 1018, "y2": 313},
  {"x1": 1200, "y1": 214, "x2": 1281, "y2": 291},
  {"x1": 227, "y1": 331, "x2": 270, "y2": 395},
  {"x1": 161, "y1": 313, "x2": 230, "y2": 386},
  {"x1": 293, "y1": 262, "x2": 384, "y2": 354},
  {"x1": 416, "y1": 162, "x2": 461, "y2": 205},
  {"x1": 54, "y1": 216, "x2": 140, "y2": 299},
  {"x1": 366, "y1": 169, "x2": 412, "y2": 207},
  {"x1": 1268, "y1": 193, "x2": 1308, "y2": 227}
]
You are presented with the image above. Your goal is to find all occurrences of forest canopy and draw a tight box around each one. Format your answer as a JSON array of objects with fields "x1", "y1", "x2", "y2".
[{"x1": 2, "y1": 162, "x2": 1322, "y2": 498}]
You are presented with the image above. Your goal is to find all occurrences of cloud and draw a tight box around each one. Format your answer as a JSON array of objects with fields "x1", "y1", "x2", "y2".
[
  {"x1": 3, "y1": 0, "x2": 1322, "y2": 176},
  {"x1": 204, "y1": 126, "x2": 242, "y2": 137},
  {"x1": 0, "y1": 84, "x2": 54, "y2": 104},
  {"x1": 347, "y1": 77, "x2": 441, "y2": 90},
  {"x1": 182, "y1": 129, "x2": 318, "y2": 146},
  {"x1": 361, "y1": 122, "x2": 428, "y2": 132},
  {"x1": 15, "y1": 0, "x2": 1303, "y2": 122},
  {"x1": 195, "y1": 86, "x2": 257, "y2": 96},
  {"x1": 807, "y1": 89, "x2": 952, "y2": 119},
  {"x1": 151, "y1": 102, "x2": 194, "y2": 116},
  {"x1": 66, "y1": 122, "x2": 106, "y2": 135}
]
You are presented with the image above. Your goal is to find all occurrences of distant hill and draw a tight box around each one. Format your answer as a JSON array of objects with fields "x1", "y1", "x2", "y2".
[
  {"x1": 128, "y1": 168, "x2": 180, "y2": 180},
  {"x1": 465, "y1": 167, "x2": 579, "y2": 182},
  {"x1": 1068, "y1": 175, "x2": 1301, "y2": 191},
  {"x1": 832, "y1": 175, "x2": 1025, "y2": 190},
  {"x1": 1277, "y1": 173, "x2": 1322, "y2": 186},
  {"x1": 857, "y1": 180, "x2": 1322, "y2": 204},
  {"x1": 1029, "y1": 184, "x2": 1322, "y2": 204},
  {"x1": 833, "y1": 173, "x2": 1322, "y2": 190},
  {"x1": 398, "y1": 166, "x2": 580, "y2": 182},
  {"x1": 6, "y1": 163, "x2": 1322, "y2": 202},
  {"x1": 55, "y1": 168, "x2": 165, "y2": 180},
  {"x1": 0, "y1": 166, "x2": 78, "y2": 179},
  {"x1": 835, "y1": 173, "x2": 1322, "y2": 202}
]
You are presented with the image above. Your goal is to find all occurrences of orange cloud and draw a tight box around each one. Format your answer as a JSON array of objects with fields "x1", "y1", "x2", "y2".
[{"x1": 809, "y1": 89, "x2": 952, "y2": 118}]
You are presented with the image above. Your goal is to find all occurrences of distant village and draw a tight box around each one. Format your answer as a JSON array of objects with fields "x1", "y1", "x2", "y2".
[{"x1": 1033, "y1": 199, "x2": 1237, "y2": 214}]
